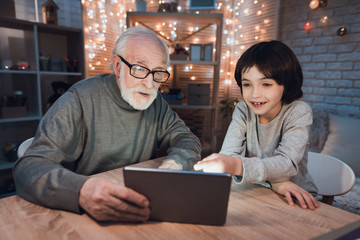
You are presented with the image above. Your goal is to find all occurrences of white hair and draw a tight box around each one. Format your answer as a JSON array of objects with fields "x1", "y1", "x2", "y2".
[{"x1": 112, "y1": 27, "x2": 170, "y2": 66}]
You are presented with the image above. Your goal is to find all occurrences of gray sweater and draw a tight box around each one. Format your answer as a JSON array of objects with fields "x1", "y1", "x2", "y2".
[
  {"x1": 220, "y1": 100, "x2": 317, "y2": 193},
  {"x1": 13, "y1": 73, "x2": 201, "y2": 213}
]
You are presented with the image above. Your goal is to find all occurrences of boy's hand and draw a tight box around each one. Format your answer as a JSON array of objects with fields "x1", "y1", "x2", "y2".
[
  {"x1": 193, "y1": 153, "x2": 243, "y2": 176},
  {"x1": 271, "y1": 180, "x2": 319, "y2": 210}
]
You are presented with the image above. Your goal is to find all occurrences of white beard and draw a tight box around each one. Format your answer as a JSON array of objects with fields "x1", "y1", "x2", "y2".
[{"x1": 118, "y1": 68, "x2": 158, "y2": 110}]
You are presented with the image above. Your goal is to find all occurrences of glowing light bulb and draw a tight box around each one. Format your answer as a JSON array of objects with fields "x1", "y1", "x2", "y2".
[
  {"x1": 303, "y1": 21, "x2": 313, "y2": 31},
  {"x1": 320, "y1": 16, "x2": 328, "y2": 23},
  {"x1": 309, "y1": 0, "x2": 319, "y2": 9}
]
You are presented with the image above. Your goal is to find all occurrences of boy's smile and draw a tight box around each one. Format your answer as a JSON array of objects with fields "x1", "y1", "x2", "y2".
[{"x1": 241, "y1": 66, "x2": 284, "y2": 124}]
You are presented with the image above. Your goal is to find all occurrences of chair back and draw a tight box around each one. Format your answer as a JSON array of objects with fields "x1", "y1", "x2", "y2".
[
  {"x1": 308, "y1": 151, "x2": 355, "y2": 196},
  {"x1": 17, "y1": 137, "x2": 34, "y2": 158}
]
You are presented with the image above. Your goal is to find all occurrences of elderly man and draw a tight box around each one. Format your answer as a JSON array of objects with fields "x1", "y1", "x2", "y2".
[{"x1": 13, "y1": 27, "x2": 201, "y2": 222}]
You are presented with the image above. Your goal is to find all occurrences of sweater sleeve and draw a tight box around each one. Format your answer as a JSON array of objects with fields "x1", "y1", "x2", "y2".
[
  {"x1": 220, "y1": 102, "x2": 248, "y2": 158},
  {"x1": 13, "y1": 91, "x2": 89, "y2": 213},
  {"x1": 156, "y1": 97, "x2": 202, "y2": 170}
]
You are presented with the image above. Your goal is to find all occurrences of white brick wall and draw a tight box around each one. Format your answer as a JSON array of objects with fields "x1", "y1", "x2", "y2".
[{"x1": 279, "y1": 0, "x2": 360, "y2": 116}]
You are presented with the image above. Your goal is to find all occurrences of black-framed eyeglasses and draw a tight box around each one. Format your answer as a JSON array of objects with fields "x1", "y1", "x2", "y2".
[{"x1": 118, "y1": 55, "x2": 170, "y2": 83}]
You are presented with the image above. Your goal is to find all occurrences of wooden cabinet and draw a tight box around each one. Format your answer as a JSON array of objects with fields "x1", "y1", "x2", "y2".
[
  {"x1": 0, "y1": 17, "x2": 84, "y2": 196},
  {"x1": 127, "y1": 12, "x2": 223, "y2": 155}
]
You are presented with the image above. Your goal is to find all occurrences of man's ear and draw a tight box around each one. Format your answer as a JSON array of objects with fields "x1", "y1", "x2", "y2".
[{"x1": 112, "y1": 54, "x2": 121, "y2": 79}]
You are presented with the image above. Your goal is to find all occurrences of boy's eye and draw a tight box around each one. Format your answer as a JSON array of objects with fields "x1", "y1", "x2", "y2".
[
  {"x1": 242, "y1": 83, "x2": 250, "y2": 87},
  {"x1": 263, "y1": 83, "x2": 272, "y2": 87}
]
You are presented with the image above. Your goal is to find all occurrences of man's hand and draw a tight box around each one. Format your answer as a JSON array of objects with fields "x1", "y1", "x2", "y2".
[
  {"x1": 79, "y1": 177, "x2": 150, "y2": 222},
  {"x1": 271, "y1": 180, "x2": 319, "y2": 210},
  {"x1": 193, "y1": 153, "x2": 243, "y2": 176},
  {"x1": 159, "y1": 159, "x2": 182, "y2": 170}
]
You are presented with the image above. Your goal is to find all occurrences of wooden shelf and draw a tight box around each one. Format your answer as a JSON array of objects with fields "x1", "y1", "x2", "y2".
[
  {"x1": 126, "y1": 12, "x2": 223, "y2": 25},
  {"x1": 0, "y1": 70, "x2": 37, "y2": 74},
  {"x1": 0, "y1": 115, "x2": 42, "y2": 123},
  {"x1": 39, "y1": 71, "x2": 82, "y2": 76},
  {"x1": 0, "y1": 16, "x2": 85, "y2": 179},
  {"x1": 127, "y1": 12, "x2": 223, "y2": 152}
]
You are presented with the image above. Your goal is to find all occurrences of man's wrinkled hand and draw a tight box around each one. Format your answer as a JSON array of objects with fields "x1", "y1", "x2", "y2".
[
  {"x1": 79, "y1": 177, "x2": 150, "y2": 222},
  {"x1": 159, "y1": 159, "x2": 182, "y2": 170}
]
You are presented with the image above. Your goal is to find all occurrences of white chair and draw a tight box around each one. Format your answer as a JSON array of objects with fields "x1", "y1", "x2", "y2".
[
  {"x1": 308, "y1": 151, "x2": 355, "y2": 205},
  {"x1": 17, "y1": 137, "x2": 34, "y2": 158}
]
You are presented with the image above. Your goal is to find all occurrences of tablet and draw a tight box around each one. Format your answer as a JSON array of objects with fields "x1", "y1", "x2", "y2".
[{"x1": 123, "y1": 166, "x2": 232, "y2": 225}]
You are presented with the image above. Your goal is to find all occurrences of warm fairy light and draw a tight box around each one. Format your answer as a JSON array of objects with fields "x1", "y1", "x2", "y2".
[
  {"x1": 190, "y1": 76, "x2": 196, "y2": 81},
  {"x1": 309, "y1": 0, "x2": 320, "y2": 9},
  {"x1": 82, "y1": 0, "x2": 273, "y2": 91},
  {"x1": 320, "y1": 16, "x2": 329, "y2": 23},
  {"x1": 303, "y1": 21, "x2": 313, "y2": 31}
]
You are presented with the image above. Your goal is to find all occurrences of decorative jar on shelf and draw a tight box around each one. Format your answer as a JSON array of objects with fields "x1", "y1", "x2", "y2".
[{"x1": 135, "y1": 0, "x2": 147, "y2": 12}]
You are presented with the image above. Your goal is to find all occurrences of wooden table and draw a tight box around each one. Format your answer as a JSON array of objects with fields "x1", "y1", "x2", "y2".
[{"x1": 0, "y1": 158, "x2": 359, "y2": 240}]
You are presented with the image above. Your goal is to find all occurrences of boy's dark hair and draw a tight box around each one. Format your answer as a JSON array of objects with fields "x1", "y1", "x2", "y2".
[{"x1": 234, "y1": 40, "x2": 303, "y2": 104}]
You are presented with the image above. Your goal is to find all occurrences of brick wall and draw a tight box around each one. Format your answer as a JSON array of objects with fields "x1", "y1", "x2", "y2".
[{"x1": 279, "y1": 0, "x2": 360, "y2": 116}]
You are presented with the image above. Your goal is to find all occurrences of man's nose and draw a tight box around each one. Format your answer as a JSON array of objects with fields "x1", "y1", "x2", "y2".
[{"x1": 142, "y1": 74, "x2": 154, "y2": 89}]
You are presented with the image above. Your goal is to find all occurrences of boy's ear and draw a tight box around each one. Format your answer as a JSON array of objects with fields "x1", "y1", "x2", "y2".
[{"x1": 112, "y1": 54, "x2": 121, "y2": 79}]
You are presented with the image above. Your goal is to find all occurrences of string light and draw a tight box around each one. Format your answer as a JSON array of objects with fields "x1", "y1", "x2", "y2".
[
  {"x1": 304, "y1": 21, "x2": 313, "y2": 31},
  {"x1": 81, "y1": 0, "x2": 273, "y2": 93},
  {"x1": 320, "y1": 16, "x2": 329, "y2": 24},
  {"x1": 309, "y1": 0, "x2": 320, "y2": 9}
]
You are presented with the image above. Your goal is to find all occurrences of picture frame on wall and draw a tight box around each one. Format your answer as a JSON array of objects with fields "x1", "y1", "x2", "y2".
[
  {"x1": 189, "y1": 0, "x2": 216, "y2": 9},
  {"x1": 203, "y1": 43, "x2": 213, "y2": 61},
  {"x1": 190, "y1": 43, "x2": 213, "y2": 62},
  {"x1": 189, "y1": 44, "x2": 202, "y2": 61}
]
